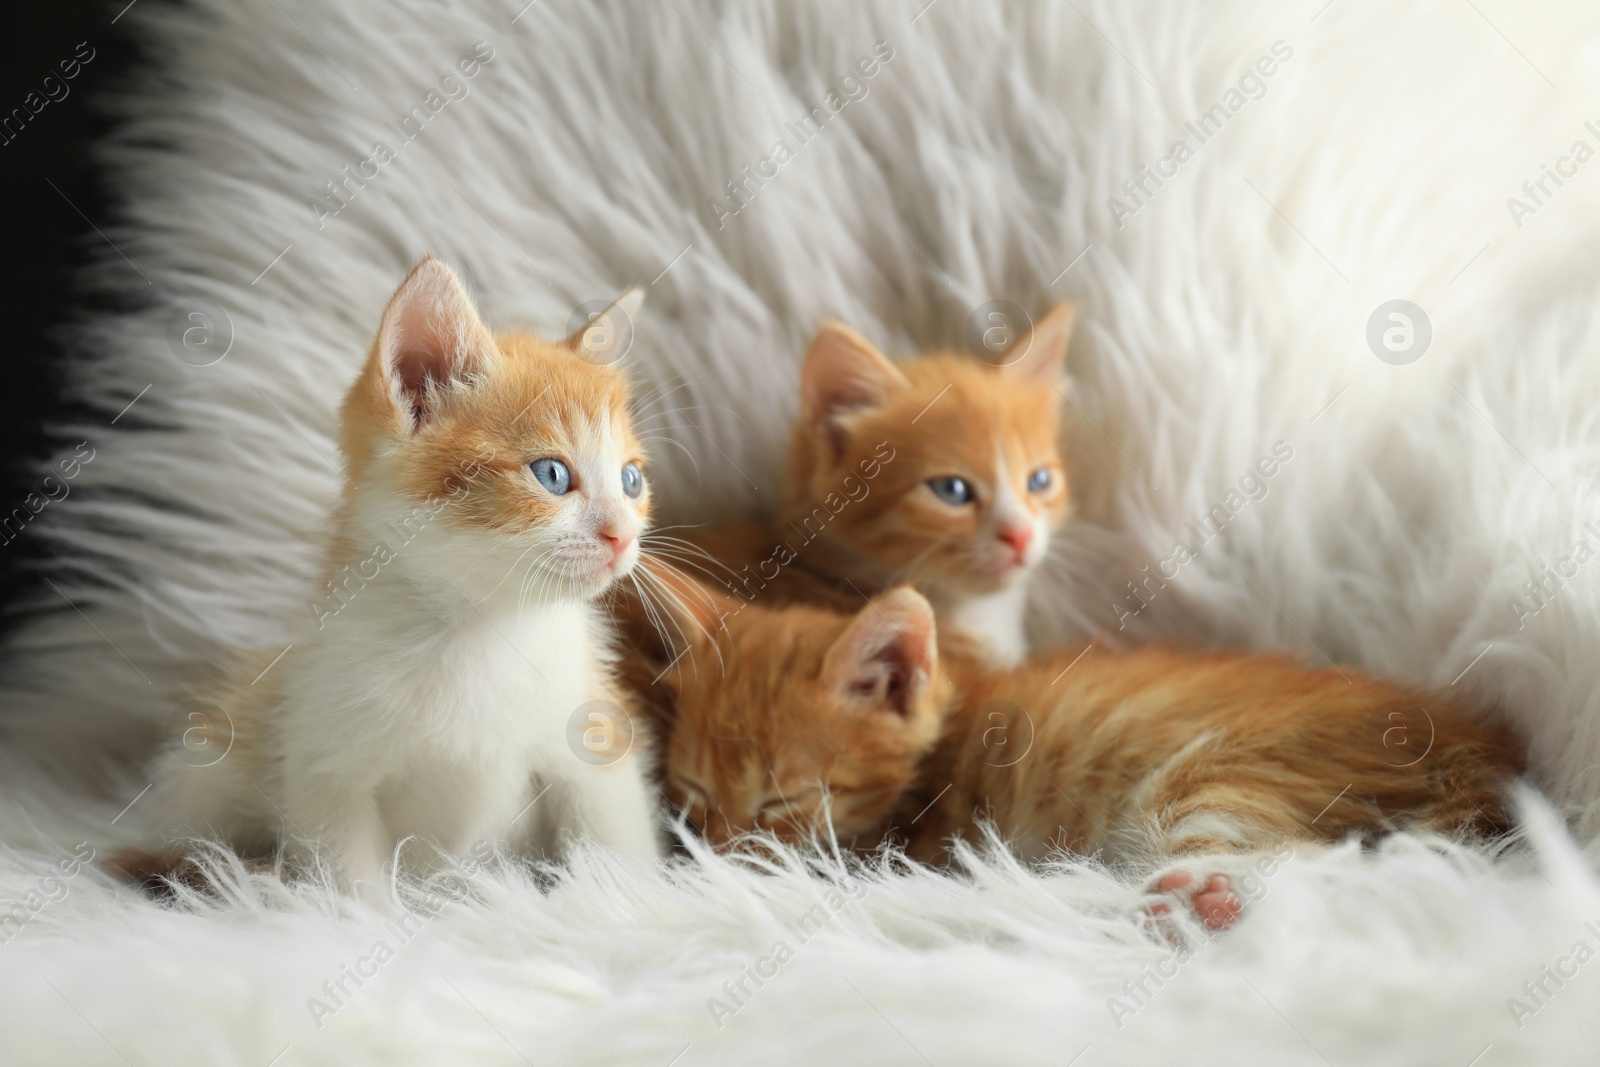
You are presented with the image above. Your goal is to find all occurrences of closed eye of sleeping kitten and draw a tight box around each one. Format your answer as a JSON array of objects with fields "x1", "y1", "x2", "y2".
[
  {"x1": 654, "y1": 574, "x2": 1524, "y2": 927},
  {"x1": 118, "y1": 257, "x2": 663, "y2": 896},
  {"x1": 681, "y1": 303, "x2": 1078, "y2": 666}
]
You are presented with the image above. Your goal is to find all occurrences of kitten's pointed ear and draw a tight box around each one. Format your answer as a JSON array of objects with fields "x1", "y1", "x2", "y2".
[
  {"x1": 566, "y1": 288, "x2": 644, "y2": 361},
  {"x1": 998, "y1": 300, "x2": 1076, "y2": 385},
  {"x1": 800, "y1": 322, "x2": 910, "y2": 430},
  {"x1": 376, "y1": 257, "x2": 497, "y2": 430},
  {"x1": 822, "y1": 586, "x2": 938, "y2": 719}
]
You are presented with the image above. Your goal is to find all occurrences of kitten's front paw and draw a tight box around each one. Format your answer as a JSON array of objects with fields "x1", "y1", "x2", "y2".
[{"x1": 1144, "y1": 869, "x2": 1241, "y2": 932}]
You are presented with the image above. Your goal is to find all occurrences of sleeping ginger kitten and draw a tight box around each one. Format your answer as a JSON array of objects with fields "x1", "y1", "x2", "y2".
[
  {"x1": 686, "y1": 303, "x2": 1077, "y2": 665},
  {"x1": 132, "y1": 258, "x2": 661, "y2": 894},
  {"x1": 657, "y1": 580, "x2": 1523, "y2": 924}
]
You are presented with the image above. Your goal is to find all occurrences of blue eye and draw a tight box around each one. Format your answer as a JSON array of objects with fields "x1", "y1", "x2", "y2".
[
  {"x1": 621, "y1": 461, "x2": 644, "y2": 499},
  {"x1": 1028, "y1": 468, "x2": 1052, "y2": 492},
  {"x1": 530, "y1": 458, "x2": 571, "y2": 495},
  {"x1": 927, "y1": 476, "x2": 974, "y2": 505}
]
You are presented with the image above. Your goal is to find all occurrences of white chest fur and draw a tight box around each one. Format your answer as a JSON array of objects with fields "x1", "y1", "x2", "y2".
[
  {"x1": 286, "y1": 586, "x2": 598, "y2": 766},
  {"x1": 268, "y1": 568, "x2": 660, "y2": 887},
  {"x1": 945, "y1": 582, "x2": 1031, "y2": 666}
]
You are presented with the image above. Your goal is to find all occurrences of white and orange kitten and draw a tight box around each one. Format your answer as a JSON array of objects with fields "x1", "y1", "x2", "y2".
[{"x1": 137, "y1": 258, "x2": 661, "y2": 893}]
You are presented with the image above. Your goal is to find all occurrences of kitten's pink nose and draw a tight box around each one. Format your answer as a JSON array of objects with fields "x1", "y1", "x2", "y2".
[
  {"x1": 600, "y1": 528, "x2": 634, "y2": 564},
  {"x1": 998, "y1": 525, "x2": 1033, "y2": 563}
]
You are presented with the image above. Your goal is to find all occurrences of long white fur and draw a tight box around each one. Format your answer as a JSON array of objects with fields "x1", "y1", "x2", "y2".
[{"x1": 5, "y1": 0, "x2": 1600, "y2": 1061}]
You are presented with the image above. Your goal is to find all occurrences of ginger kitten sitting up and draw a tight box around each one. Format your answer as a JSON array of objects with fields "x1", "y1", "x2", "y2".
[
  {"x1": 124, "y1": 258, "x2": 663, "y2": 895},
  {"x1": 655, "y1": 579, "x2": 1524, "y2": 927},
  {"x1": 683, "y1": 303, "x2": 1078, "y2": 666}
]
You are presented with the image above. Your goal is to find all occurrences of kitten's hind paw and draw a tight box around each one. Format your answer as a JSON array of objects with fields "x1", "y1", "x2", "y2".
[{"x1": 1144, "y1": 870, "x2": 1242, "y2": 932}]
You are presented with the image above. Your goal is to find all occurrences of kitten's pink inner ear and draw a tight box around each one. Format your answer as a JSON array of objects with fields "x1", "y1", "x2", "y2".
[
  {"x1": 376, "y1": 257, "x2": 496, "y2": 429},
  {"x1": 999, "y1": 300, "x2": 1077, "y2": 385},
  {"x1": 800, "y1": 322, "x2": 910, "y2": 430},
  {"x1": 823, "y1": 587, "x2": 938, "y2": 718}
]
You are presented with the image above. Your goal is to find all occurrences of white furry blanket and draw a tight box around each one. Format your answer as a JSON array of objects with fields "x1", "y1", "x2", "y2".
[{"x1": 5, "y1": 0, "x2": 1600, "y2": 1061}]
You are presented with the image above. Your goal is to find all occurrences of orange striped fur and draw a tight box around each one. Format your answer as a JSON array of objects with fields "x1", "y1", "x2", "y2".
[
  {"x1": 658, "y1": 584, "x2": 1524, "y2": 863},
  {"x1": 667, "y1": 304, "x2": 1078, "y2": 664},
  {"x1": 782, "y1": 310, "x2": 1073, "y2": 597}
]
